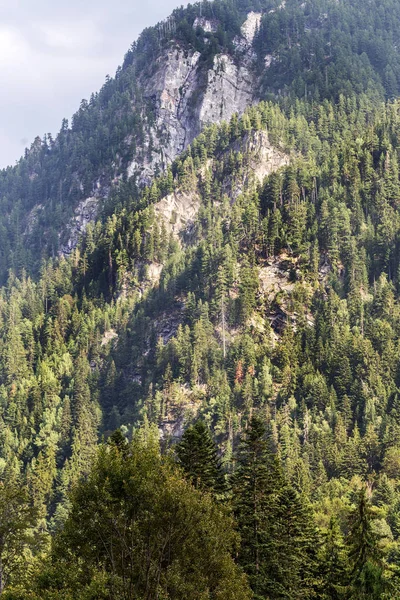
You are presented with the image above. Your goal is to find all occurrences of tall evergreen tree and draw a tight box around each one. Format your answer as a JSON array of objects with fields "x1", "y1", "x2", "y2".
[
  {"x1": 272, "y1": 486, "x2": 321, "y2": 599},
  {"x1": 0, "y1": 479, "x2": 42, "y2": 594},
  {"x1": 175, "y1": 421, "x2": 225, "y2": 496},
  {"x1": 319, "y1": 517, "x2": 349, "y2": 599},
  {"x1": 232, "y1": 416, "x2": 284, "y2": 598},
  {"x1": 347, "y1": 487, "x2": 387, "y2": 599}
]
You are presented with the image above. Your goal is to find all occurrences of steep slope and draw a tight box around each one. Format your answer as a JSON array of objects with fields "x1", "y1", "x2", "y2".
[
  {"x1": 0, "y1": 3, "x2": 267, "y2": 279},
  {"x1": 3, "y1": 93, "x2": 400, "y2": 525},
  {"x1": 5, "y1": 0, "x2": 400, "y2": 595},
  {"x1": 3, "y1": 0, "x2": 400, "y2": 283}
]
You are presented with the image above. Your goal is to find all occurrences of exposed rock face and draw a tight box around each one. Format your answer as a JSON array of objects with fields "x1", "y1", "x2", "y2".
[
  {"x1": 259, "y1": 256, "x2": 295, "y2": 302},
  {"x1": 193, "y1": 17, "x2": 218, "y2": 33},
  {"x1": 264, "y1": 54, "x2": 273, "y2": 68},
  {"x1": 128, "y1": 48, "x2": 202, "y2": 182},
  {"x1": 154, "y1": 190, "x2": 201, "y2": 240},
  {"x1": 224, "y1": 130, "x2": 290, "y2": 200},
  {"x1": 240, "y1": 130, "x2": 290, "y2": 185},
  {"x1": 241, "y1": 12, "x2": 262, "y2": 45},
  {"x1": 60, "y1": 196, "x2": 99, "y2": 256},
  {"x1": 25, "y1": 204, "x2": 44, "y2": 236},
  {"x1": 199, "y1": 54, "x2": 255, "y2": 128},
  {"x1": 101, "y1": 329, "x2": 118, "y2": 347},
  {"x1": 146, "y1": 262, "x2": 164, "y2": 286},
  {"x1": 63, "y1": 11, "x2": 263, "y2": 255},
  {"x1": 158, "y1": 383, "x2": 204, "y2": 441},
  {"x1": 151, "y1": 304, "x2": 185, "y2": 344},
  {"x1": 153, "y1": 130, "x2": 289, "y2": 242},
  {"x1": 128, "y1": 11, "x2": 262, "y2": 184}
]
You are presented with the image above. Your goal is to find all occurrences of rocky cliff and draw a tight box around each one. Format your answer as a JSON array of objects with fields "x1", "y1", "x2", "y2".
[
  {"x1": 61, "y1": 12, "x2": 264, "y2": 253},
  {"x1": 128, "y1": 12, "x2": 261, "y2": 183},
  {"x1": 5, "y1": 0, "x2": 394, "y2": 276}
]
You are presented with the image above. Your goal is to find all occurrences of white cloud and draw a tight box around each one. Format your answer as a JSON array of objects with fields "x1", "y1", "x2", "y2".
[
  {"x1": 0, "y1": 0, "x2": 189, "y2": 168},
  {"x1": 0, "y1": 27, "x2": 29, "y2": 66},
  {"x1": 37, "y1": 20, "x2": 103, "y2": 53}
]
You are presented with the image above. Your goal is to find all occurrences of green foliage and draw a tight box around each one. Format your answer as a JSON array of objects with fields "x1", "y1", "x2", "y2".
[
  {"x1": 2, "y1": 0, "x2": 400, "y2": 285},
  {"x1": 4, "y1": 0, "x2": 400, "y2": 597},
  {"x1": 175, "y1": 420, "x2": 226, "y2": 496},
  {"x1": 15, "y1": 434, "x2": 250, "y2": 600},
  {"x1": 319, "y1": 518, "x2": 349, "y2": 599},
  {"x1": 348, "y1": 488, "x2": 389, "y2": 599},
  {"x1": 232, "y1": 417, "x2": 319, "y2": 598},
  {"x1": 0, "y1": 479, "x2": 43, "y2": 594}
]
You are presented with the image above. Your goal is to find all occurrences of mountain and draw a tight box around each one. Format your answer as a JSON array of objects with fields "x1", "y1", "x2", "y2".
[
  {"x1": 2, "y1": 0, "x2": 400, "y2": 281},
  {"x1": 3, "y1": 0, "x2": 400, "y2": 597}
]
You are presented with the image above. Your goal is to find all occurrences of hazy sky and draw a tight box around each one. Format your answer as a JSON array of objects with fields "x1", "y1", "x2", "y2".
[{"x1": 0, "y1": 0, "x2": 188, "y2": 168}]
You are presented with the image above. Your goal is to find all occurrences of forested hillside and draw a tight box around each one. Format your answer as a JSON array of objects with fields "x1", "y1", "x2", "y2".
[
  {"x1": 2, "y1": 0, "x2": 400, "y2": 598},
  {"x1": 2, "y1": 0, "x2": 400, "y2": 282}
]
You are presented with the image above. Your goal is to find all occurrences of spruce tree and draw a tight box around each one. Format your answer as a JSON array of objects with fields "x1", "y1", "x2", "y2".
[
  {"x1": 0, "y1": 478, "x2": 42, "y2": 593},
  {"x1": 232, "y1": 416, "x2": 284, "y2": 599},
  {"x1": 347, "y1": 487, "x2": 387, "y2": 599},
  {"x1": 319, "y1": 517, "x2": 349, "y2": 599},
  {"x1": 175, "y1": 421, "x2": 225, "y2": 496},
  {"x1": 272, "y1": 486, "x2": 321, "y2": 599},
  {"x1": 233, "y1": 416, "x2": 322, "y2": 599}
]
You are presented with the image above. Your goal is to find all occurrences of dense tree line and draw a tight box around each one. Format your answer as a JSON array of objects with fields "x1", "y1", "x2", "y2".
[
  {"x1": 1, "y1": 93, "x2": 400, "y2": 596},
  {"x1": 1, "y1": 422, "x2": 398, "y2": 598}
]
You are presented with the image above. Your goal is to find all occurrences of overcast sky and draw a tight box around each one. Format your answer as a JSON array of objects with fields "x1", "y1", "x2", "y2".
[{"x1": 0, "y1": 0, "x2": 188, "y2": 168}]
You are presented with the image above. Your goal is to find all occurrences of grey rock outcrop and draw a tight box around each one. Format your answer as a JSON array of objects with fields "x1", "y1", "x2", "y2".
[
  {"x1": 60, "y1": 196, "x2": 99, "y2": 256},
  {"x1": 128, "y1": 11, "x2": 262, "y2": 183},
  {"x1": 62, "y1": 12, "x2": 264, "y2": 254}
]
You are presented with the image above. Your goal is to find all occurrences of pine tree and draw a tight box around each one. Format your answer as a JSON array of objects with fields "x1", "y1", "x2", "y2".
[
  {"x1": 319, "y1": 517, "x2": 349, "y2": 599},
  {"x1": 0, "y1": 478, "x2": 42, "y2": 593},
  {"x1": 107, "y1": 429, "x2": 128, "y2": 454},
  {"x1": 175, "y1": 421, "x2": 225, "y2": 496},
  {"x1": 238, "y1": 258, "x2": 259, "y2": 322},
  {"x1": 69, "y1": 354, "x2": 99, "y2": 480},
  {"x1": 347, "y1": 487, "x2": 387, "y2": 599},
  {"x1": 272, "y1": 486, "x2": 321, "y2": 599},
  {"x1": 232, "y1": 417, "x2": 284, "y2": 598}
]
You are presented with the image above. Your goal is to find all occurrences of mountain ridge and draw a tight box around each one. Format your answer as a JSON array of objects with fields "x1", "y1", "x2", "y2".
[{"x1": 3, "y1": 0, "x2": 400, "y2": 283}]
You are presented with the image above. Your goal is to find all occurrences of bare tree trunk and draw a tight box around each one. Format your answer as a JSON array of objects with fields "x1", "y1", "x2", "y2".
[
  {"x1": 0, "y1": 553, "x2": 5, "y2": 595},
  {"x1": 221, "y1": 295, "x2": 226, "y2": 359}
]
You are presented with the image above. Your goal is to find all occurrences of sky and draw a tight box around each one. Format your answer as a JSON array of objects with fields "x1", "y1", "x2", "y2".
[{"x1": 0, "y1": 0, "x2": 188, "y2": 168}]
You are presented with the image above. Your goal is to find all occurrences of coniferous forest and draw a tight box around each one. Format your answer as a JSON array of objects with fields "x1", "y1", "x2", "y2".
[{"x1": 4, "y1": 0, "x2": 400, "y2": 598}]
